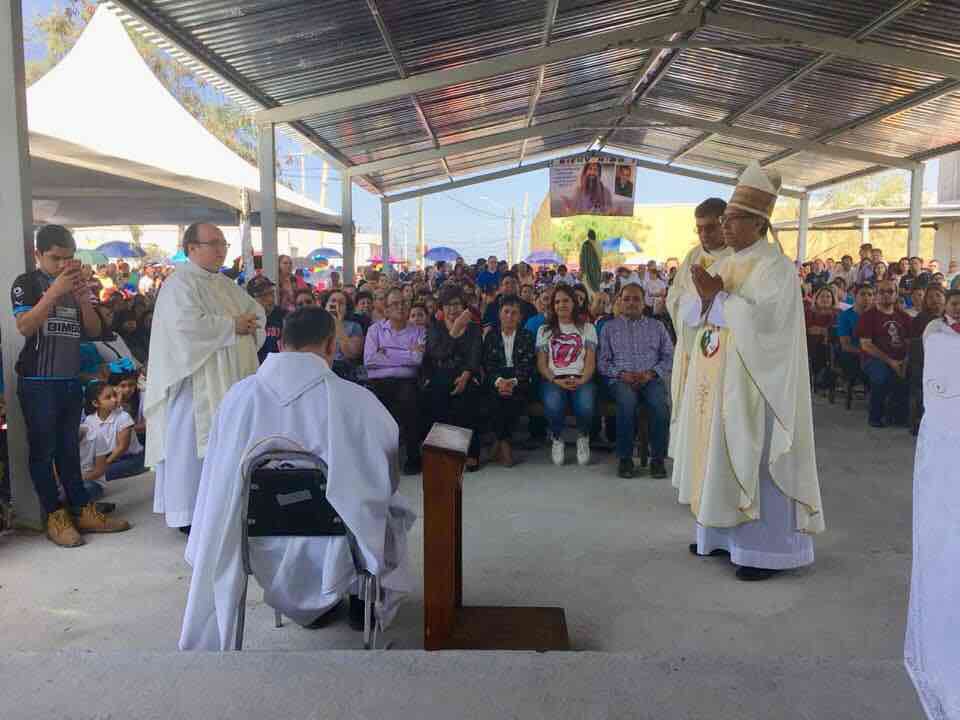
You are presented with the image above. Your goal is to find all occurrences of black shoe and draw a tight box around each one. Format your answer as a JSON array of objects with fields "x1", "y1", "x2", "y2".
[
  {"x1": 304, "y1": 599, "x2": 343, "y2": 629},
  {"x1": 348, "y1": 594, "x2": 365, "y2": 632},
  {"x1": 522, "y1": 437, "x2": 545, "y2": 451},
  {"x1": 402, "y1": 458, "x2": 422, "y2": 476},
  {"x1": 178, "y1": 525, "x2": 191, "y2": 536},
  {"x1": 650, "y1": 460, "x2": 667, "y2": 479},
  {"x1": 868, "y1": 419, "x2": 886, "y2": 429},
  {"x1": 617, "y1": 458, "x2": 635, "y2": 479},
  {"x1": 735, "y1": 566, "x2": 781, "y2": 581},
  {"x1": 94, "y1": 502, "x2": 116, "y2": 514},
  {"x1": 689, "y1": 543, "x2": 730, "y2": 558}
]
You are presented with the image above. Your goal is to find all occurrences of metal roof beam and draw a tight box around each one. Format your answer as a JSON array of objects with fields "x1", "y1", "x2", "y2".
[
  {"x1": 762, "y1": 78, "x2": 960, "y2": 168},
  {"x1": 618, "y1": 107, "x2": 912, "y2": 169},
  {"x1": 364, "y1": 0, "x2": 454, "y2": 182},
  {"x1": 385, "y1": 159, "x2": 555, "y2": 203},
  {"x1": 518, "y1": 0, "x2": 560, "y2": 166},
  {"x1": 671, "y1": 0, "x2": 928, "y2": 164},
  {"x1": 705, "y1": 10, "x2": 960, "y2": 81},
  {"x1": 347, "y1": 109, "x2": 616, "y2": 177},
  {"x1": 253, "y1": 14, "x2": 701, "y2": 124}
]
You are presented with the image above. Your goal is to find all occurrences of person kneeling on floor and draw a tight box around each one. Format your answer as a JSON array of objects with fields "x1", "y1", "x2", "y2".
[{"x1": 180, "y1": 306, "x2": 416, "y2": 650}]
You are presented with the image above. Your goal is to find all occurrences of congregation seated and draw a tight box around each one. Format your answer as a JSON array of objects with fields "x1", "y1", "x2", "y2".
[
  {"x1": 481, "y1": 295, "x2": 536, "y2": 467},
  {"x1": 180, "y1": 306, "x2": 415, "y2": 650},
  {"x1": 597, "y1": 283, "x2": 673, "y2": 479},
  {"x1": 481, "y1": 272, "x2": 537, "y2": 332},
  {"x1": 423, "y1": 286, "x2": 484, "y2": 470},
  {"x1": 321, "y1": 289, "x2": 364, "y2": 382},
  {"x1": 364, "y1": 287, "x2": 426, "y2": 475},
  {"x1": 535, "y1": 284, "x2": 597, "y2": 467},
  {"x1": 805, "y1": 286, "x2": 838, "y2": 390},
  {"x1": 834, "y1": 285, "x2": 874, "y2": 389},
  {"x1": 855, "y1": 279, "x2": 911, "y2": 428}
]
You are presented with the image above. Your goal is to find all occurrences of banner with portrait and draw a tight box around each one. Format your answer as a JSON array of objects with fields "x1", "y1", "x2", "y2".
[{"x1": 549, "y1": 153, "x2": 636, "y2": 218}]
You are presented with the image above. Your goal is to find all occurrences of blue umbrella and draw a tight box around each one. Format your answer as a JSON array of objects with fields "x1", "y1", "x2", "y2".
[
  {"x1": 600, "y1": 237, "x2": 639, "y2": 254},
  {"x1": 96, "y1": 241, "x2": 146, "y2": 259},
  {"x1": 307, "y1": 247, "x2": 342, "y2": 261},
  {"x1": 424, "y1": 246, "x2": 461, "y2": 263},
  {"x1": 525, "y1": 250, "x2": 562, "y2": 265},
  {"x1": 169, "y1": 250, "x2": 188, "y2": 264}
]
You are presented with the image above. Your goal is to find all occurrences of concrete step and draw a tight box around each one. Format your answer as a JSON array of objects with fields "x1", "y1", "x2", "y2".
[{"x1": 0, "y1": 650, "x2": 920, "y2": 720}]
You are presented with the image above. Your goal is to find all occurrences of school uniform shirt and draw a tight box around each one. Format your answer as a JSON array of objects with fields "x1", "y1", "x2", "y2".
[{"x1": 79, "y1": 426, "x2": 111, "y2": 475}]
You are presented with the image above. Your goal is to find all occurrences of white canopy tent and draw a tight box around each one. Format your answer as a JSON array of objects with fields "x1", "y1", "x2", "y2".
[{"x1": 26, "y1": 7, "x2": 341, "y2": 235}]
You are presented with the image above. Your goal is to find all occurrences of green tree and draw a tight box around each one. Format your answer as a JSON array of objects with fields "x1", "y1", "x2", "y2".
[{"x1": 26, "y1": 0, "x2": 258, "y2": 164}]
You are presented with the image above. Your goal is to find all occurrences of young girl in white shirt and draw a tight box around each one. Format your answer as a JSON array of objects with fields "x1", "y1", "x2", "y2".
[{"x1": 82, "y1": 380, "x2": 146, "y2": 483}]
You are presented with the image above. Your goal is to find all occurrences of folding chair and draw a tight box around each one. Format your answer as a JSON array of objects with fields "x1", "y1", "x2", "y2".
[{"x1": 235, "y1": 450, "x2": 384, "y2": 651}]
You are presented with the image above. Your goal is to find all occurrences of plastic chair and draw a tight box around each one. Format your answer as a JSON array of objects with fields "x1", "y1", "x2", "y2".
[{"x1": 235, "y1": 450, "x2": 384, "y2": 651}]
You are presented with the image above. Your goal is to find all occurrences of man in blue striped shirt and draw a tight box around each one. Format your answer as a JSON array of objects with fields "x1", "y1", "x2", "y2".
[{"x1": 598, "y1": 283, "x2": 674, "y2": 479}]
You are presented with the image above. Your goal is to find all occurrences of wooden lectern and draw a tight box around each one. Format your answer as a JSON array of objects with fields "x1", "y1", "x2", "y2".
[{"x1": 421, "y1": 423, "x2": 569, "y2": 651}]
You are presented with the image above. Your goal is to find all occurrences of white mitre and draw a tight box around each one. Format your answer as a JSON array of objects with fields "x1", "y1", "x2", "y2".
[{"x1": 729, "y1": 161, "x2": 782, "y2": 220}]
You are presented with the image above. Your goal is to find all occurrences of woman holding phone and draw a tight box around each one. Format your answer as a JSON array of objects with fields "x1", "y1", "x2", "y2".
[{"x1": 536, "y1": 284, "x2": 597, "y2": 467}]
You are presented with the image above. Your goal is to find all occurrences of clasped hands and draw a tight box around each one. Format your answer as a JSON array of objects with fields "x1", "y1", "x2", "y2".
[
  {"x1": 234, "y1": 313, "x2": 260, "y2": 336},
  {"x1": 552, "y1": 375, "x2": 583, "y2": 391},
  {"x1": 494, "y1": 377, "x2": 518, "y2": 397},
  {"x1": 691, "y1": 265, "x2": 724, "y2": 303},
  {"x1": 620, "y1": 370, "x2": 656, "y2": 388}
]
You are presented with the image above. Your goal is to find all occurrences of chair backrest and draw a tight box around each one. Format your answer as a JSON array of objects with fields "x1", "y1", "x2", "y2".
[{"x1": 240, "y1": 449, "x2": 347, "y2": 575}]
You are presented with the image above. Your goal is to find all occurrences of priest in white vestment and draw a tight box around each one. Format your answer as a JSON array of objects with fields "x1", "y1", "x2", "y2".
[
  {"x1": 180, "y1": 306, "x2": 415, "y2": 650},
  {"x1": 666, "y1": 196, "x2": 732, "y2": 442},
  {"x1": 670, "y1": 162, "x2": 824, "y2": 581},
  {"x1": 145, "y1": 223, "x2": 265, "y2": 530},
  {"x1": 905, "y1": 301, "x2": 960, "y2": 720}
]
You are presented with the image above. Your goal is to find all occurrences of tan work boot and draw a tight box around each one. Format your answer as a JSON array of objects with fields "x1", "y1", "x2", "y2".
[
  {"x1": 46, "y1": 508, "x2": 84, "y2": 548},
  {"x1": 74, "y1": 503, "x2": 131, "y2": 534}
]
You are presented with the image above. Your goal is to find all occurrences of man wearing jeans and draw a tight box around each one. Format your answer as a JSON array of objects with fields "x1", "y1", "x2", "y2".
[
  {"x1": 598, "y1": 283, "x2": 674, "y2": 479},
  {"x1": 855, "y1": 279, "x2": 912, "y2": 428},
  {"x1": 12, "y1": 225, "x2": 131, "y2": 547}
]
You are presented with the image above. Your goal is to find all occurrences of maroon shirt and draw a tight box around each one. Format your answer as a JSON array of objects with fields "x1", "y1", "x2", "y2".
[{"x1": 854, "y1": 307, "x2": 912, "y2": 361}]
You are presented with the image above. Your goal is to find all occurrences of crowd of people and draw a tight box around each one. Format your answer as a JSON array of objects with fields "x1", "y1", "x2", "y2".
[{"x1": 11, "y1": 216, "x2": 960, "y2": 548}]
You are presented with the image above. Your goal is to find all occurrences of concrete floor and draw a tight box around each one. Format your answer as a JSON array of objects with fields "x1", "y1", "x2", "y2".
[{"x1": 0, "y1": 397, "x2": 923, "y2": 718}]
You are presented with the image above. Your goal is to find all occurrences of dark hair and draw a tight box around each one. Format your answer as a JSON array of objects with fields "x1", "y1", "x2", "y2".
[
  {"x1": 695, "y1": 198, "x2": 727, "y2": 219},
  {"x1": 945, "y1": 289, "x2": 960, "y2": 302},
  {"x1": 558, "y1": 265, "x2": 568, "y2": 273},
  {"x1": 499, "y1": 272, "x2": 518, "y2": 285},
  {"x1": 587, "y1": 229, "x2": 596, "y2": 241},
  {"x1": 355, "y1": 290, "x2": 373, "y2": 303},
  {"x1": 410, "y1": 302, "x2": 428, "y2": 315},
  {"x1": 813, "y1": 286, "x2": 836, "y2": 305},
  {"x1": 438, "y1": 286, "x2": 464, "y2": 308},
  {"x1": 617, "y1": 282, "x2": 645, "y2": 299},
  {"x1": 499, "y1": 294, "x2": 522, "y2": 310},
  {"x1": 84, "y1": 380, "x2": 112, "y2": 415},
  {"x1": 36, "y1": 224, "x2": 75, "y2": 254},
  {"x1": 547, "y1": 284, "x2": 586, "y2": 334},
  {"x1": 320, "y1": 289, "x2": 354, "y2": 315},
  {"x1": 294, "y1": 288, "x2": 316, "y2": 303},
  {"x1": 182, "y1": 222, "x2": 203, "y2": 253},
  {"x1": 282, "y1": 306, "x2": 336, "y2": 350}
]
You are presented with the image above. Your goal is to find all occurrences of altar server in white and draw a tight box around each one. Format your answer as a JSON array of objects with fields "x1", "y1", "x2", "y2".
[
  {"x1": 905, "y1": 291, "x2": 960, "y2": 720},
  {"x1": 670, "y1": 162, "x2": 824, "y2": 581},
  {"x1": 145, "y1": 223, "x2": 265, "y2": 531},
  {"x1": 180, "y1": 306, "x2": 416, "y2": 650}
]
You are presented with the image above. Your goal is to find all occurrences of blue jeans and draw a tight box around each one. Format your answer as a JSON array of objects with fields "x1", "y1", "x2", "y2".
[
  {"x1": 608, "y1": 377, "x2": 670, "y2": 461},
  {"x1": 540, "y1": 380, "x2": 596, "y2": 437},
  {"x1": 862, "y1": 358, "x2": 907, "y2": 424},
  {"x1": 18, "y1": 378, "x2": 90, "y2": 513},
  {"x1": 106, "y1": 452, "x2": 146, "y2": 481}
]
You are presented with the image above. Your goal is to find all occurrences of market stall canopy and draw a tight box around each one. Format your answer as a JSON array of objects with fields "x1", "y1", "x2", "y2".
[
  {"x1": 105, "y1": 0, "x2": 960, "y2": 198},
  {"x1": 26, "y1": 7, "x2": 340, "y2": 231}
]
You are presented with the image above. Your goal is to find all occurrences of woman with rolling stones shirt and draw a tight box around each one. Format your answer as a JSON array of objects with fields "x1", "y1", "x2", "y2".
[{"x1": 536, "y1": 283, "x2": 598, "y2": 467}]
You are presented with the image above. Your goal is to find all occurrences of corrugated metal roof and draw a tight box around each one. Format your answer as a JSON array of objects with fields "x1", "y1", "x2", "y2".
[{"x1": 107, "y1": 0, "x2": 960, "y2": 196}]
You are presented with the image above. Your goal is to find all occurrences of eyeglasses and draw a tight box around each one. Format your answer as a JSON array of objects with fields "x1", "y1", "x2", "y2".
[
  {"x1": 194, "y1": 240, "x2": 228, "y2": 249},
  {"x1": 719, "y1": 214, "x2": 755, "y2": 226}
]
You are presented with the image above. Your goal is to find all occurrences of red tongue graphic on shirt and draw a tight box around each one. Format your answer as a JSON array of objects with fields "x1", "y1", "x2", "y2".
[{"x1": 552, "y1": 332, "x2": 583, "y2": 369}]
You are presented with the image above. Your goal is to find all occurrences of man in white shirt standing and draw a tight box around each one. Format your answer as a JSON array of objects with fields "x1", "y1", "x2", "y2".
[
  {"x1": 641, "y1": 260, "x2": 667, "y2": 309},
  {"x1": 145, "y1": 223, "x2": 265, "y2": 533}
]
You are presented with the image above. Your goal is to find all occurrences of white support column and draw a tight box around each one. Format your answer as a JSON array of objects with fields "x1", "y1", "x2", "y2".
[
  {"x1": 257, "y1": 123, "x2": 278, "y2": 283},
  {"x1": 342, "y1": 171, "x2": 355, "y2": 283},
  {"x1": 861, "y1": 215, "x2": 870, "y2": 247},
  {"x1": 381, "y1": 197, "x2": 391, "y2": 275},
  {"x1": 797, "y1": 192, "x2": 810, "y2": 263},
  {"x1": 0, "y1": 0, "x2": 42, "y2": 528},
  {"x1": 909, "y1": 162, "x2": 924, "y2": 257}
]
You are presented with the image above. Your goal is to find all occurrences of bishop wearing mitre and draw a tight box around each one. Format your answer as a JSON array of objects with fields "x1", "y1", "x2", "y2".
[{"x1": 670, "y1": 162, "x2": 824, "y2": 581}]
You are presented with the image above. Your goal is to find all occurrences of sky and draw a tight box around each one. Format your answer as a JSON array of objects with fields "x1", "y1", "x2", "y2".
[{"x1": 22, "y1": 0, "x2": 941, "y2": 263}]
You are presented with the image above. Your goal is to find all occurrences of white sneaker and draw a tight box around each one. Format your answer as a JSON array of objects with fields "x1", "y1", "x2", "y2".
[
  {"x1": 576, "y1": 435, "x2": 591, "y2": 466},
  {"x1": 551, "y1": 437, "x2": 565, "y2": 466}
]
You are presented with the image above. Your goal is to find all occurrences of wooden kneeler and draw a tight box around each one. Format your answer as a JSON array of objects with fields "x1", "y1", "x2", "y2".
[{"x1": 421, "y1": 423, "x2": 570, "y2": 652}]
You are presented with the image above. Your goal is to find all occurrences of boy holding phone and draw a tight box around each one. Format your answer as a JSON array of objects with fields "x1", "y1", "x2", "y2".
[{"x1": 12, "y1": 224, "x2": 130, "y2": 547}]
